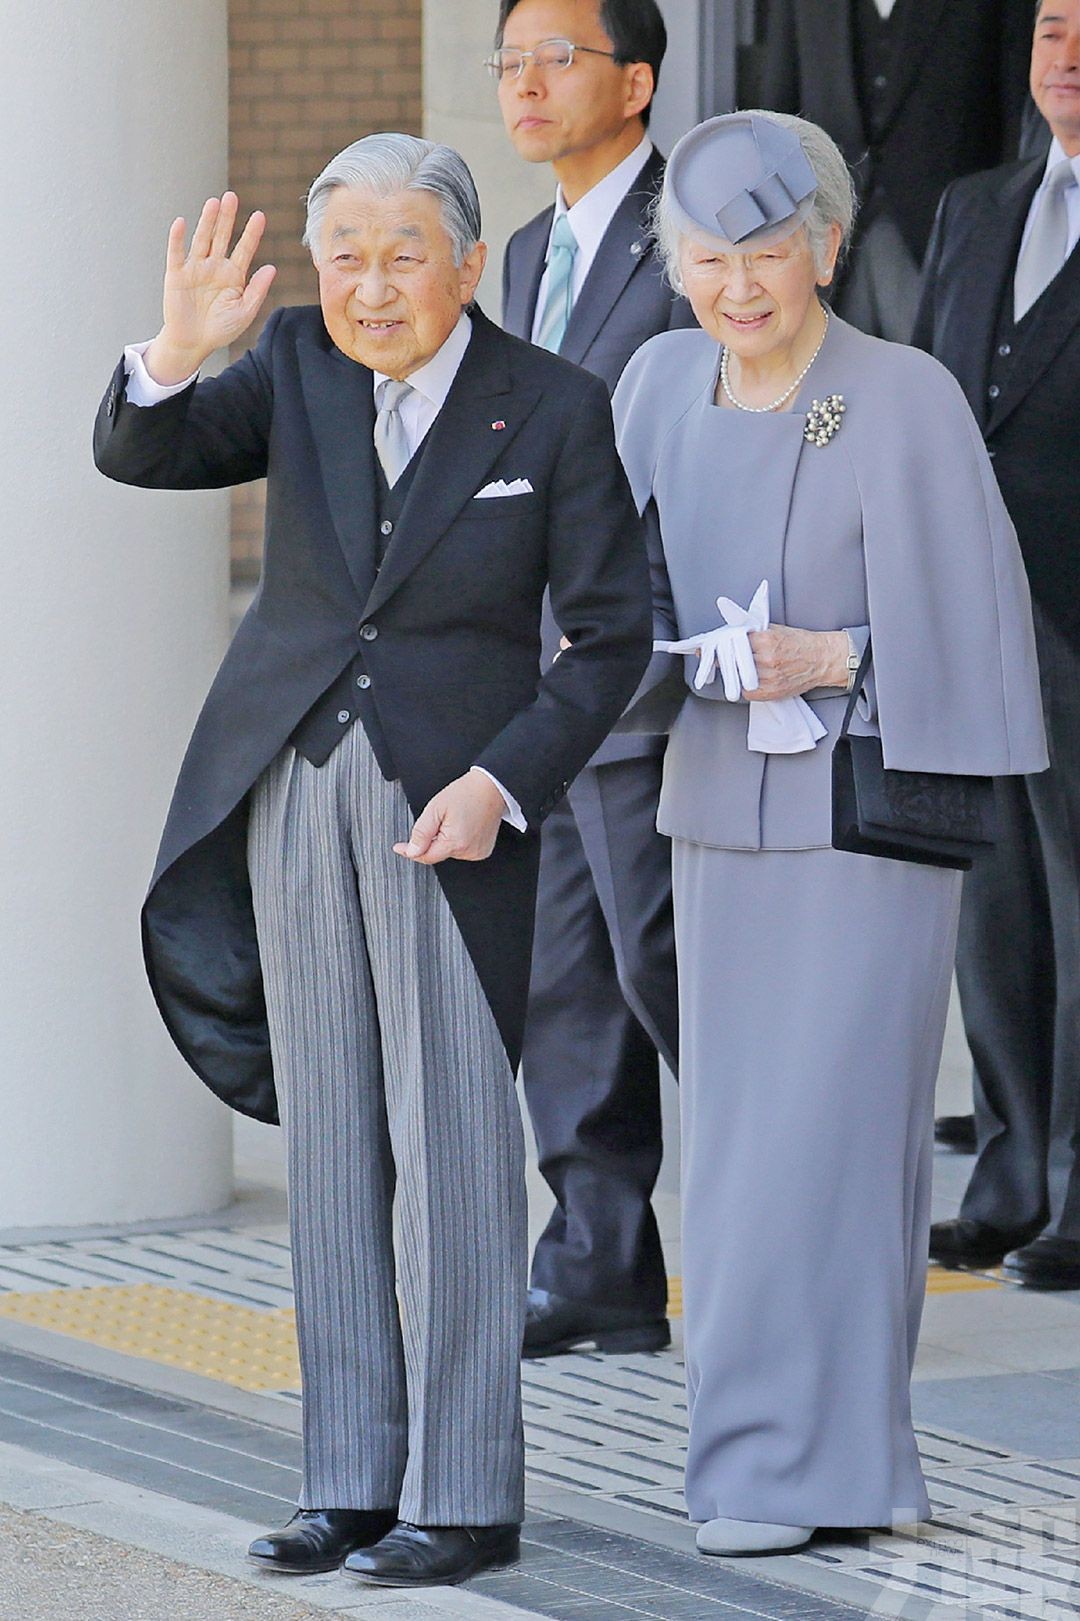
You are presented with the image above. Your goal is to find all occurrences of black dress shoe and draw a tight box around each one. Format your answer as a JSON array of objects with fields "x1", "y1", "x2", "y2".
[
  {"x1": 929, "y1": 1218, "x2": 1026, "y2": 1269},
  {"x1": 523, "y1": 1287, "x2": 670, "y2": 1358},
  {"x1": 934, "y1": 1114, "x2": 978, "y2": 1153},
  {"x1": 248, "y1": 1508, "x2": 398, "y2": 1574},
  {"x1": 343, "y1": 1521, "x2": 520, "y2": 1586},
  {"x1": 1003, "y1": 1235, "x2": 1080, "y2": 1290}
]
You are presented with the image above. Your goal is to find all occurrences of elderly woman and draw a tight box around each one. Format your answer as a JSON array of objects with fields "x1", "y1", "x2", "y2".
[{"x1": 612, "y1": 112, "x2": 1047, "y2": 1557}]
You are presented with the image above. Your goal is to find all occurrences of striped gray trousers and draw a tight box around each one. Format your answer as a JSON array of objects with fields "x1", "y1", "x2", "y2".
[{"x1": 248, "y1": 723, "x2": 527, "y2": 1525}]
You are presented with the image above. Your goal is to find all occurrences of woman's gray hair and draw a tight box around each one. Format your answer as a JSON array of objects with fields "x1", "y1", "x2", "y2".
[
  {"x1": 303, "y1": 133, "x2": 482, "y2": 264},
  {"x1": 653, "y1": 111, "x2": 857, "y2": 293}
]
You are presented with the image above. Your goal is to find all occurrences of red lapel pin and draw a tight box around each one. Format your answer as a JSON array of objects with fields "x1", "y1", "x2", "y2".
[{"x1": 492, "y1": 420, "x2": 506, "y2": 431}]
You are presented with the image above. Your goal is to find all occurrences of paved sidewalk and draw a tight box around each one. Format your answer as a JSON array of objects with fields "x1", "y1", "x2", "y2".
[{"x1": 0, "y1": 1010, "x2": 1078, "y2": 1619}]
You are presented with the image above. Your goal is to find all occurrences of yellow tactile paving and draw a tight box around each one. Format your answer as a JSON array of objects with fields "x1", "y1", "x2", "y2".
[
  {"x1": 0, "y1": 1264, "x2": 997, "y2": 1393},
  {"x1": 0, "y1": 1284, "x2": 301, "y2": 1392},
  {"x1": 925, "y1": 1264, "x2": 1002, "y2": 1294}
]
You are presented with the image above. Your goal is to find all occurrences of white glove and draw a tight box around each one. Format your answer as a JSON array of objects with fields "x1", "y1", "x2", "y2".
[
  {"x1": 654, "y1": 579, "x2": 763, "y2": 695},
  {"x1": 655, "y1": 580, "x2": 827, "y2": 755}
]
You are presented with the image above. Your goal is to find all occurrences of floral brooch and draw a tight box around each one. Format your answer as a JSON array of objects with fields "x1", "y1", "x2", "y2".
[{"x1": 804, "y1": 394, "x2": 845, "y2": 448}]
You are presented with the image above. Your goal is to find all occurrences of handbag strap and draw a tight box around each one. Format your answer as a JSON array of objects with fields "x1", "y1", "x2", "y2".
[{"x1": 839, "y1": 636, "x2": 873, "y2": 741}]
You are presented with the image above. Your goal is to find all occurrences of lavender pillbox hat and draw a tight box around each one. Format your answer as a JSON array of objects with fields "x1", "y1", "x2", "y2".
[{"x1": 664, "y1": 113, "x2": 818, "y2": 252}]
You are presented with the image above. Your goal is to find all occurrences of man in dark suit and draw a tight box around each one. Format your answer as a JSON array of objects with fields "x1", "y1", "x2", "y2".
[
  {"x1": 915, "y1": 0, "x2": 1080, "y2": 1290},
  {"x1": 761, "y1": 0, "x2": 1031, "y2": 339},
  {"x1": 94, "y1": 135, "x2": 649, "y2": 1584},
  {"x1": 493, "y1": 0, "x2": 692, "y2": 1358}
]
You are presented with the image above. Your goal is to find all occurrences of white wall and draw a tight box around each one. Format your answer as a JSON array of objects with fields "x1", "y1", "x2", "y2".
[{"x1": 0, "y1": 0, "x2": 234, "y2": 1227}]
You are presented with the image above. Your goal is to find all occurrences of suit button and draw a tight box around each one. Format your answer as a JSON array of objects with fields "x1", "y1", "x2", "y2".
[
  {"x1": 988, "y1": 383, "x2": 1001, "y2": 400},
  {"x1": 987, "y1": 447, "x2": 997, "y2": 459},
  {"x1": 380, "y1": 520, "x2": 393, "y2": 537},
  {"x1": 998, "y1": 343, "x2": 1012, "y2": 357},
  {"x1": 337, "y1": 710, "x2": 351, "y2": 724},
  {"x1": 873, "y1": 74, "x2": 887, "y2": 90},
  {"x1": 360, "y1": 623, "x2": 378, "y2": 641},
  {"x1": 356, "y1": 674, "x2": 371, "y2": 689}
]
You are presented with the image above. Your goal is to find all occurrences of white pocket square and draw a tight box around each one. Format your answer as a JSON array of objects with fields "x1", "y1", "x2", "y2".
[{"x1": 474, "y1": 478, "x2": 534, "y2": 499}]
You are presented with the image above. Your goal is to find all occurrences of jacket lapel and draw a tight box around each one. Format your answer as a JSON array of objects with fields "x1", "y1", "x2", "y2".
[
  {"x1": 298, "y1": 328, "x2": 378, "y2": 602},
  {"x1": 559, "y1": 151, "x2": 663, "y2": 367},
  {"x1": 947, "y1": 164, "x2": 1040, "y2": 430},
  {"x1": 876, "y1": 0, "x2": 947, "y2": 133},
  {"x1": 362, "y1": 311, "x2": 541, "y2": 618},
  {"x1": 988, "y1": 228, "x2": 1080, "y2": 436},
  {"x1": 809, "y1": 0, "x2": 865, "y2": 157},
  {"x1": 504, "y1": 206, "x2": 552, "y2": 340}
]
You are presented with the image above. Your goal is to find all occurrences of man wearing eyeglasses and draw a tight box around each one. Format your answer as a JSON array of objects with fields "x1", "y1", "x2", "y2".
[{"x1": 493, "y1": 0, "x2": 692, "y2": 1362}]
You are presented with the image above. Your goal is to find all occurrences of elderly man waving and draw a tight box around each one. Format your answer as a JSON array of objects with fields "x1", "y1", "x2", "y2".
[{"x1": 93, "y1": 134, "x2": 649, "y2": 1588}]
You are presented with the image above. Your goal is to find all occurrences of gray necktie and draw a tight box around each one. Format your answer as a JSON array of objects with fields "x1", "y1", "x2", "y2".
[
  {"x1": 536, "y1": 214, "x2": 578, "y2": 354},
  {"x1": 373, "y1": 378, "x2": 415, "y2": 487},
  {"x1": 1014, "y1": 161, "x2": 1076, "y2": 321}
]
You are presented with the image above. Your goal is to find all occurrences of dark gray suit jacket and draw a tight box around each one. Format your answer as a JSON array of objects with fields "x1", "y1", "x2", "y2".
[{"x1": 502, "y1": 147, "x2": 696, "y2": 764}]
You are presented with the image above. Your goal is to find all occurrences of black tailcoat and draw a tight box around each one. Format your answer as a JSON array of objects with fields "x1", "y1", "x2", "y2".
[
  {"x1": 760, "y1": 0, "x2": 1031, "y2": 265},
  {"x1": 912, "y1": 158, "x2": 1080, "y2": 640},
  {"x1": 912, "y1": 154, "x2": 1080, "y2": 1242},
  {"x1": 93, "y1": 307, "x2": 651, "y2": 1124}
]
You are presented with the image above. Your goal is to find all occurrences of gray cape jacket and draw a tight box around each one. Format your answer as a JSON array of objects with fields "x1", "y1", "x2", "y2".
[{"x1": 611, "y1": 317, "x2": 1046, "y2": 850}]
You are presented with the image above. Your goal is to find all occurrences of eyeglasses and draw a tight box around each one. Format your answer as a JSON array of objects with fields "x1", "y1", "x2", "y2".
[{"x1": 484, "y1": 38, "x2": 619, "y2": 81}]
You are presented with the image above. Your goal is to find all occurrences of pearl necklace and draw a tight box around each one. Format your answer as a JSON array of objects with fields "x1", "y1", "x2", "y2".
[{"x1": 720, "y1": 307, "x2": 831, "y2": 414}]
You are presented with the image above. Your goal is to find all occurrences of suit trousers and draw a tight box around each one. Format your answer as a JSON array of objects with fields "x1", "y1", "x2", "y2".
[
  {"x1": 247, "y1": 723, "x2": 527, "y2": 1524},
  {"x1": 522, "y1": 756, "x2": 677, "y2": 1315},
  {"x1": 835, "y1": 213, "x2": 922, "y2": 343},
  {"x1": 957, "y1": 607, "x2": 1080, "y2": 1240}
]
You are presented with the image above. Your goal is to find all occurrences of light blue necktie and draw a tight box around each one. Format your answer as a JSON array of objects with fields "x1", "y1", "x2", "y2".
[{"x1": 536, "y1": 213, "x2": 578, "y2": 354}]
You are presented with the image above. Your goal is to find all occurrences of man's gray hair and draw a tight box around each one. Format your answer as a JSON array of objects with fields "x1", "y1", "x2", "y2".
[
  {"x1": 303, "y1": 133, "x2": 482, "y2": 264},
  {"x1": 653, "y1": 111, "x2": 857, "y2": 294}
]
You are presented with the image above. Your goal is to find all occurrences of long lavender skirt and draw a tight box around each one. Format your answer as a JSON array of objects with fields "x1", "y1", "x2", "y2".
[{"x1": 673, "y1": 840, "x2": 961, "y2": 1529}]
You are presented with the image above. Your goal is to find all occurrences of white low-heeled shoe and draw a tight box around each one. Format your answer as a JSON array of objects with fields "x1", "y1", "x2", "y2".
[{"x1": 695, "y1": 1517, "x2": 814, "y2": 1556}]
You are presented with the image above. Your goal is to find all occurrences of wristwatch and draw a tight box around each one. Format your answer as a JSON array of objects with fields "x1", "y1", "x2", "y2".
[{"x1": 844, "y1": 633, "x2": 861, "y2": 693}]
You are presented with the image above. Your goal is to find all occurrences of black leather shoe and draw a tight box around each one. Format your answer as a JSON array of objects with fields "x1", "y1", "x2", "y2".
[
  {"x1": 1003, "y1": 1235, "x2": 1080, "y2": 1290},
  {"x1": 248, "y1": 1508, "x2": 398, "y2": 1574},
  {"x1": 523, "y1": 1287, "x2": 670, "y2": 1358},
  {"x1": 934, "y1": 1114, "x2": 978, "y2": 1153},
  {"x1": 929, "y1": 1218, "x2": 1027, "y2": 1269},
  {"x1": 343, "y1": 1521, "x2": 520, "y2": 1586}
]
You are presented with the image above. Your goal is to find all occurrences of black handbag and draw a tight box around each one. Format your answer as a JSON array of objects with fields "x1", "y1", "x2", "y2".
[{"x1": 831, "y1": 640, "x2": 997, "y2": 871}]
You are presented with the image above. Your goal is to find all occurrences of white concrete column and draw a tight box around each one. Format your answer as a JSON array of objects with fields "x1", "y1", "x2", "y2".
[
  {"x1": 0, "y1": 0, "x2": 234, "y2": 1228},
  {"x1": 424, "y1": 2, "x2": 553, "y2": 315}
]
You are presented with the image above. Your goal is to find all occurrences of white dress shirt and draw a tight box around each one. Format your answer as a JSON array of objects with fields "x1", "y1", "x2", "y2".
[
  {"x1": 122, "y1": 312, "x2": 526, "y2": 831},
  {"x1": 872, "y1": 0, "x2": 898, "y2": 17},
  {"x1": 531, "y1": 133, "x2": 654, "y2": 344},
  {"x1": 1018, "y1": 136, "x2": 1080, "y2": 264},
  {"x1": 371, "y1": 310, "x2": 472, "y2": 455}
]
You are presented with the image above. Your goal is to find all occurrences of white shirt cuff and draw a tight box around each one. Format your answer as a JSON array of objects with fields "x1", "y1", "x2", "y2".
[
  {"x1": 470, "y1": 767, "x2": 527, "y2": 832},
  {"x1": 123, "y1": 341, "x2": 199, "y2": 406}
]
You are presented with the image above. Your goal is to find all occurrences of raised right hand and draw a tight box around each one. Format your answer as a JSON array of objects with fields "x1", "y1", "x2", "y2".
[{"x1": 144, "y1": 193, "x2": 277, "y2": 385}]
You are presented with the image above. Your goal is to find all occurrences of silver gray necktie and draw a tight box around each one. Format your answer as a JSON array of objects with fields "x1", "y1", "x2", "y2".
[
  {"x1": 1014, "y1": 161, "x2": 1076, "y2": 321},
  {"x1": 373, "y1": 378, "x2": 415, "y2": 487}
]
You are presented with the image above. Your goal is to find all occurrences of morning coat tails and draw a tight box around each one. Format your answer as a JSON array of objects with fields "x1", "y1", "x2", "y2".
[{"x1": 93, "y1": 306, "x2": 651, "y2": 1125}]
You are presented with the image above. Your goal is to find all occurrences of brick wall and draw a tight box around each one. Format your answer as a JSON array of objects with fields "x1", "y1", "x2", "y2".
[{"x1": 228, "y1": 0, "x2": 423, "y2": 580}]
